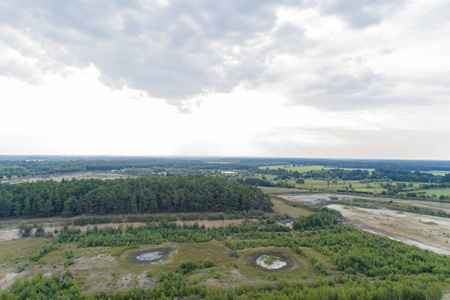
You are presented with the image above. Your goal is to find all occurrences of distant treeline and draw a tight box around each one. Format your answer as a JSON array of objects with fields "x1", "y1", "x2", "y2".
[
  {"x1": 259, "y1": 167, "x2": 450, "y2": 183},
  {"x1": 241, "y1": 158, "x2": 450, "y2": 171},
  {"x1": 0, "y1": 158, "x2": 255, "y2": 179},
  {"x1": 2, "y1": 156, "x2": 450, "y2": 179},
  {"x1": 0, "y1": 175, "x2": 272, "y2": 218}
]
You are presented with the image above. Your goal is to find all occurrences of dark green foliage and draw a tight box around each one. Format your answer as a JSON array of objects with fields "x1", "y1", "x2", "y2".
[
  {"x1": 202, "y1": 258, "x2": 215, "y2": 268},
  {"x1": 179, "y1": 260, "x2": 198, "y2": 274},
  {"x1": 309, "y1": 256, "x2": 331, "y2": 276},
  {"x1": 2, "y1": 271, "x2": 81, "y2": 299},
  {"x1": 0, "y1": 175, "x2": 272, "y2": 219},
  {"x1": 29, "y1": 242, "x2": 61, "y2": 262},
  {"x1": 64, "y1": 259, "x2": 75, "y2": 268}
]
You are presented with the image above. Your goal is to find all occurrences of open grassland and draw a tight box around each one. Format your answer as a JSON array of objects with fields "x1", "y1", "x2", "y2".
[
  {"x1": 0, "y1": 237, "x2": 333, "y2": 293},
  {"x1": 271, "y1": 198, "x2": 313, "y2": 218},
  {"x1": 423, "y1": 170, "x2": 450, "y2": 176},
  {"x1": 416, "y1": 188, "x2": 450, "y2": 197},
  {"x1": 299, "y1": 179, "x2": 425, "y2": 194},
  {"x1": 259, "y1": 165, "x2": 375, "y2": 173},
  {"x1": 258, "y1": 186, "x2": 308, "y2": 194}
]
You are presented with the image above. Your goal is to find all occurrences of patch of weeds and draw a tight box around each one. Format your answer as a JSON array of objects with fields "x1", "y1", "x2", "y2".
[
  {"x1": 17, "y1": 265, "x2": 26, "y2": 273},
  {"x1": 212, "y1": 271, "x2": 223, "y2": 280},
  {"x1": 267, "y1": 273, "x2": 279, "y2": 281},
  {"x1": 202, "y1": 258, "x2": 215, "y2": 268},
  {"x1": 110, "y1": 247, "x2": 127, "y2": 257},
  {"x1": 146, "y1": 270, "x2": 154, "y2": 278},
  {"x1": 76, "y1": 276, "x2": 86, "y2": 285},
  {"x1": 191, "y1": 276, "x2": 200, "y2": 284},
  {"x1": 18, "y1": 220, "x2": 28, "y2": 229},
  {"x1": 64, "y1": 259, "x2": 75, "y2": 268}
]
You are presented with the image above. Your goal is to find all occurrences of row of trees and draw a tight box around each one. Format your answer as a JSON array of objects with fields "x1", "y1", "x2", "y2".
[
  {"x1": 0, "y1": 158, "x2": 256, "y2": 179},
  {"x1": 0, "y1": 175, "x2": 272, "y2": 218},
  {"x1": 257, "y1": 166, "x2": 450, "y2": 184}
]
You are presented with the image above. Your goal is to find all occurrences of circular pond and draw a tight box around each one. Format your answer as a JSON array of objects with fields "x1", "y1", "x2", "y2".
[
  {"x1": 136, "y1": 251, "x2": 163, "y2": 262},
  {"x1": 242, "y1": 249, "x2": 298, "y2": 273},
  {"x1": 126, "y1": 247, "x2": 176, "y2": 265}
]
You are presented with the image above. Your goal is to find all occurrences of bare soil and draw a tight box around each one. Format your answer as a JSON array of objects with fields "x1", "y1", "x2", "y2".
[
  {"x1": 5, "y1": 171, "x2": 132, "y2": 184},
  {"x1": 327, "y1": 204, "x2": 450, "y2": 256},
  {"x1": 0, "y1": 229, "x2": 20, "y2": 241},
  {"x1": 174, "y1": 219, "x2": 244, "y2": 228}
]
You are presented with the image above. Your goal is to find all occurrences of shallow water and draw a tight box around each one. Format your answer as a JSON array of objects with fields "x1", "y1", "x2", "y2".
[{"x1": 136, "y1": 251, "x2": 163, "y2": 261}]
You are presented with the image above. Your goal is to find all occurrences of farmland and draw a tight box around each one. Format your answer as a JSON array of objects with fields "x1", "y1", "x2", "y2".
[{"x1": 259, "y1": 165, "x2": 375, "y2": 173}]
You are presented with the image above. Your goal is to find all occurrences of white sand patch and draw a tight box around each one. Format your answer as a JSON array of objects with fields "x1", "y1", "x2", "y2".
[
  {"x1": 327, "y1": 204, "x2": 450, "y2": 256},
  {"x1": 256, "y1": 255, "x2": 287, "y2": 269},
  {"x1": 0, "y1": 229, "x2": 20, "y2": 241}
]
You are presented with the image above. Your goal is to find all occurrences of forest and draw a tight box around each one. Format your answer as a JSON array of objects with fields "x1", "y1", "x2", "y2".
[{"x1": 0, "y1": 175, "x2": 272, "y2": 218}]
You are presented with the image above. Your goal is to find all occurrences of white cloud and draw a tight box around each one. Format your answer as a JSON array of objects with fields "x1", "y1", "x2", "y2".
[{"x1": 0, "y1": 0, "x2": 449, "y2": 158}]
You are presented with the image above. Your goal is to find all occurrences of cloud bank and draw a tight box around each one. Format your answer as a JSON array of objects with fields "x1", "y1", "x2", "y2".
[
  {"x1": 1, "y1": 1, "x2": 450, "y2": 158},
  {"x1": 3, "y1": 0, "x2": 448, "y2": 110}
]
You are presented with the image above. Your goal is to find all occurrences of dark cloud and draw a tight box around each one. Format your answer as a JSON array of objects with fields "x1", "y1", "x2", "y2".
[
  {"x1": 0, "y1": 0, "x2": 435, "y2": 113},
  {"x1": 0, "y1": 0, "x2": 302, "y2": 104}
]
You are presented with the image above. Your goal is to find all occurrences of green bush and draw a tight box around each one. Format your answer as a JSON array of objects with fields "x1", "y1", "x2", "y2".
[
  {"x1": 179, "y1": 260, "x2": 197, "y2": 274},
  {"x1": 202, "y1": 258, "x2": 215, "y2": 268}
]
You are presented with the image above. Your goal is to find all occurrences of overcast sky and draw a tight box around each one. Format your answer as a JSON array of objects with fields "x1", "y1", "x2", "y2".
[{"x1": 1, "y1": 0, "x2": 450, "y2": 159}]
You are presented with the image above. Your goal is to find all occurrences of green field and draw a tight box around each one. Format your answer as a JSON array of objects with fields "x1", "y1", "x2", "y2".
[
  {"x1": 258, "y1": 186, "x2": 307, "y2": 194},
  {"x1": 271, "y1": 198, "x2": 312, "y2": 218},
  {"x1": 416, "y1": 188, "x2": 450, "y2": 197},
  {"x1": 259, "y1": 165, "x2": 375, "y2": 173},
  {"x1": 423, "y1": 170, "x2": 450, "y2": 176}
]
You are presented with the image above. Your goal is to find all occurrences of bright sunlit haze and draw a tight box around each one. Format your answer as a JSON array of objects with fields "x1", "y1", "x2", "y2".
[{"x1": 1, "y1": 1, "x2": 450, "y2": 159}]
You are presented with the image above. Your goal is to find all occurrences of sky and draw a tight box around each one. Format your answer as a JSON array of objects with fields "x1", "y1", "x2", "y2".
[{"x1": 1, "y1": 0, "x2": 450, "y2": 159}]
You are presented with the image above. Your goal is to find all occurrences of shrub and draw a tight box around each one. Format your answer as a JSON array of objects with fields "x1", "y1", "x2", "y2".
[
  {"x1": 202, "y1": 258, "x2": 215, "y2": 268},
  {"x1": 179, "y1": 260, "x2": 197, "y2": 274}
]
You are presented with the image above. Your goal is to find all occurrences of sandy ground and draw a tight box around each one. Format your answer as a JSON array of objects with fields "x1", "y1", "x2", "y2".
[
  {"x1": 2, "y1": 172, "x2": 131, "y2": 184},
  {"x1": 280, "y1": 193, "x2": 450, "y2": 211},
  {"x1": 327, "y1": 204, "x2": 450, "y2": 256},
  {"x1": 280, "y1": 194, "x2": 349, "y2": 205},
  {"x1": 0, "y1": 229, "x2": 20, "y2": 241},
  {"x1": 0, "y1": 220, "x2": 247, "y2": 241},
  {"x1": 174, "y1": 219, "x2": 244, "y2": 228}
]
